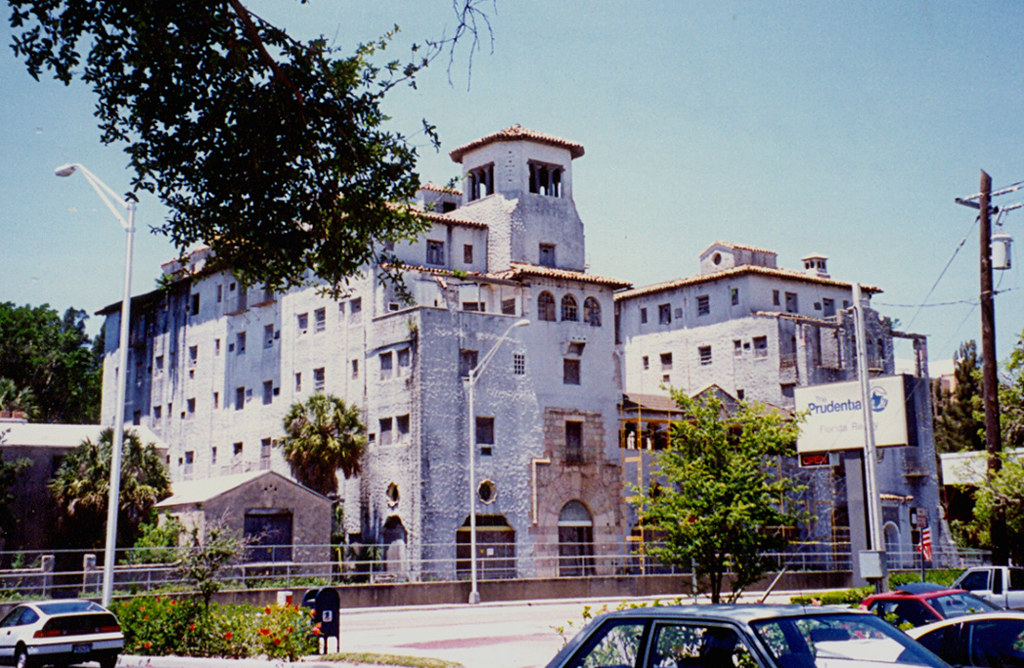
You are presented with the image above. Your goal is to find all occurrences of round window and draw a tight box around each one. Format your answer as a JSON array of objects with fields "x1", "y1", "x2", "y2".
[
  {"x1": 386, "y1": 482, "x2": 400, "y2": 507},
  {"x1": 477, "y1": 479, "x2": 497, "y2": 505},
  {"x1": 712, "y1": 252, "x2": 722, "y2": 265}
]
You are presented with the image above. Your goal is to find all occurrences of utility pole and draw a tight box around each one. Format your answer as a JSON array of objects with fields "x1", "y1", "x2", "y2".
[{"x1": 978, "y1": 171, "x2": 1008, "y2": 566}]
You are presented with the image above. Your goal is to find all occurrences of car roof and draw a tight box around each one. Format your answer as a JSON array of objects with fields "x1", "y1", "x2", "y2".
[
  {"x1": 865, "y1": 588, "x2": 968, "y2": 601},
  {"x1": 24, "y1": 599, "x2": 107, "y2": 615},
  {"x1": 894, "y1": 582, "x2": 952, "y2": 594},
  {"x1": 907, "y1": 610, "x2": 1024, "y2": 637},
  {"x1": 598, "y1": 604, "x2": 865, "y2": 625}
]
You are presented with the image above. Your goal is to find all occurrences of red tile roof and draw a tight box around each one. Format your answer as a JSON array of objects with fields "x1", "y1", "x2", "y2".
[
  {"x1": 419, "y1": 182, "x2": 462, "y2": 195},
  {"x1": 418, "y1": 210, "x2": 489, "y2": 228},
  {"x1": 449, "y1": 125, "x2": 585, "y2": 162},
  {"x1": 615, "y1": 264, "x2": 881, "y2": 300},
  {"x1": 497, "y1": 262, "x2": 632, "y2": 288}
]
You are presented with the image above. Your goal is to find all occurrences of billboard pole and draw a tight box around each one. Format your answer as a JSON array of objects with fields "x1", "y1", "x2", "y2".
[{"x1": 853, "y1": 283, "x2": 888, "y2": 592}]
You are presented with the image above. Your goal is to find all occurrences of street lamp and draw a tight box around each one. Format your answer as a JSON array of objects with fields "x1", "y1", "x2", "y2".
[
  {"x1": 55, "y1": 163, "x2": 136, "y2": 607},
  {"x1": 465, "y1": 317, "x2": 529, "y2": 604}
]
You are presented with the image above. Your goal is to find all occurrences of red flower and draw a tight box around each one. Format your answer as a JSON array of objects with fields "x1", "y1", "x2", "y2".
[
  {"x1": 224, "y1": 632, "x2": 233, "y2": 641},
  {"x1": 311, "y1": 625, "x2": 321, "y2": 636},
  {"x1": 143, "y1": 615, "x2": 149, "y2": 621},
  {"x1": 170, "y1": 599, "x2": 177, "y2": 605},
  {"x1": 273, "y1": 638, "x2": 281, "y2": 646},
  {"x1": 264, "y1": 606, "x2": 272, "y2": 614},
  {"x1": 189, "y1": 623, "x2": 196, "y2": 631},
  {"x1": 259, "y1": 628, "x2": 270, "y2": 636},
  {"x1": 143, "y1": 641, "x2": 152, "y2": 650}
]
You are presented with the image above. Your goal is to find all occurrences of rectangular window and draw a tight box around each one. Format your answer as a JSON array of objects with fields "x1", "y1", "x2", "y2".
[
  {"x1": 565, "y1": 421, "x2": 583, "y2": 464},
  {"x1": 186, "y1": 397, "x2": 196, "y2": 415},
  {"x1": 822, "y1": 297, "x2": 836, "y2": 317},
  {"x1": 264, "y1": 324, "x2": 274, "y2": 348},
  {"x1": 190, "y1": 293, "x2": 200, "y2": 316},
  {"x1": 263, "y1": 380, "x2": 273, "y2": 405},
  {"x1": 349, "y1": 297, "x2": 362, "y2": 321},
  {"x1": 211, "y1": 446, "x2": 217, "y2": 465},
  {"x1": 463, "y1": 244, "x2": 473, "y2": 264},
  {"x1": 513, "y1": 352, "x2": 526, "y2": 375},
  {"x1": 313, "y1": 367, "x2": 325, "y2": 391},
  {"x1": 642, "y1": 355, "x2": 649, "y2": 370},
  {"x1": 297, "y1": 312, "x2": 309, "y2": 334},
  {"x1": 734, "y1": 339, "x2": 743, "y2": 356},
  {"x1": 785, "y1": 292, "x2": 798, "y2": 313},
  {"x1": 658, "y1": 303, "x2": 671, "y2": 325},
  {"x1": 754, "y1": 336, "x2": 768, "y2": 358},
  {"x1": 295, "y1": 372, "x2": 302, "y2": 392},
  {"x1": 698, "y1": 345, "x2": 713, "y2": 366},
  {"x1": 235, "y1": 287, "x2": 247, "y2": 312},
  {"x1": 396, "y1": 414, "x2": 410, "y2": 440},
  {"x1": 476, "y1": 416, "x2": 494, "y2": 455},
  {"x1": 155, "y1": 354, "x2": 164, "y2": 373},
  {"x1": 213, "y1": 392, "x2": 219, "y2": 409},
  {"x1": 216, "y1": 284, "x2": 223, "y2": 303},
  {"x1": 539, "y1": 243, "x2": 556, "y2": 267},
  {"x1": 379, "y1": 417, "x2": 393, "y2": 446},
  {"x1": 501, "y1": 298, "x2": 516, "y2": 315},
  {"x1": 731, "y1": 288, "x2": 739, "y2": 306},
  {"x1": 380, "y1": 351, "x2": 393, "y2": 379},
  {"x1": 351, "y1": 359, "x2": 359, "y2": 378},
  {"x1": 563, "y1": 358, "x2": 581, "y2": 385},
  {"x1": 660, "y1": 352, "x2": 673, "y2": 370},
  {"x1": 467, "y1": 163, "x2": 494, "y2": 200},
  {"x1": 462, "y1": 301, "x2": 484, "y2": 312},
  {"x1": 426, "y1": 240, "x2": 445, "y2": 265},
  {"x1": 260, "y1": 438, "x2": 272, "y2": 469},
  {"x1": 233, "y1": 441, "x2": 243, "y2": 457},
  {"x1": 154, "y1": 405, "x2": 162, "y2": 420},
  {"x1": 696, "y1": 295, "x2": 710, "y2": 316},
  {"x1": 773, "y1": 290, "x2": 781, "y2": 306},
  {"x1": 314, "y1": 307, "x2": 326, "y2": 333},
  {"x1": 184, "y1": 450, "x2": 194, "y2": 476},
  {"x1": 397, "y1": 348, "x2": 410, "y2": 368},
  {"x1": 215, "y1": 339, "x2": 221, "y2": 356},
  {"x1": 640, "y1": 307, "x2": 648, "y2": 324},
  {"x1": 235, "y1": 386, "x2": 245, "y2": 410},
  {"x1": 236, "y1": 331, "x2": 246, "y2": 354},
  {"x1": 459, "y1": 349, "x2": 478, "y2": 377},
  {"x1": 189, "y1": 345, "x2": 198, "y2": 365}
]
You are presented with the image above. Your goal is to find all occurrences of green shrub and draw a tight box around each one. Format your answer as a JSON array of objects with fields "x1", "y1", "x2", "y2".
[{"x1": 114, "y1": 596, "x2": 316, "y2": 660}]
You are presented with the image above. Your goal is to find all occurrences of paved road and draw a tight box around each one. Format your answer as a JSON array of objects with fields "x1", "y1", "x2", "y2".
[{"x1": 117, "y1": 590, "x2": 803, "y2": 667}]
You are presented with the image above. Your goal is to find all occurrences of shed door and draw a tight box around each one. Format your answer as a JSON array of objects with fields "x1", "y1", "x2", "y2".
[{"x1": 244, "y1": 509, "x2": 293, "y2": 562}]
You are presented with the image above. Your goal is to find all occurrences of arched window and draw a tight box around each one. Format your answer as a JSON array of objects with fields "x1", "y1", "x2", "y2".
[
  {"x1": 561, "y1": 294, "x2": 578, "y2": 322},
  {"x1": 584, "y1": 297, "x2": 601, "y2": 326},
  {"x1": 538, "y1": 292, "x2": 556, "y2": 321}
]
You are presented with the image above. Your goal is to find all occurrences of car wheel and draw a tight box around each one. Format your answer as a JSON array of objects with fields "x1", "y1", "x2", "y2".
[
  {"x1": 14, "y1": 645, "x2": 31, "y2": 668},
  {"x1": 99, "y1": 654, "x2": 118, "y2": 668}
]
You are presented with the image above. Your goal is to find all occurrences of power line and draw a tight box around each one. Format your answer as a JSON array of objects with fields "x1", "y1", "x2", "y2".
[{"x1": 905, "y1": 215, "x2": 978, "y2": 331}]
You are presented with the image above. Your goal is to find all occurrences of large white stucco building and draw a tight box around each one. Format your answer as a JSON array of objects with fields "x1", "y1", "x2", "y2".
[
  {"x1": 99, "y1": 127, "x2": 942, "y2": 577},
  {"x1": 614, "y1": 241, "x2": 941, "y2": 565},
  {"x1": 100, "y1": 126, "x2": 630, "y2": 578}
]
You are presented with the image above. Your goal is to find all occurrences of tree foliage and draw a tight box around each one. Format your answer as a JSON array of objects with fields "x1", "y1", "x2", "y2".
[
  {"x1": 177, "y1": 521, "x2": 247, "y2": 609},
  {"x1": 0, "y1": 431, "x2": 32, "y2": 549},
  {"x1": 931, "y1": 341, "x2": 985, "y2": 454},
  {"x1": 8, "y1": 0, "x2": 492, "y2": 293},
  {"x1": 966, "y1": 454, "x2": 1024, "y2": 565},
  {"x1": 0, "y1": 302, "x2": 101, "y2": 423},
  {"x1": 49, "y1": 427, "x2": 171, "y2": 548},
  {"x1": 633, "y1": 392, "x2": 805, "y2": 604},
  {"x1": 279, "y1": 393, "x2": 366, "y2": 497}
]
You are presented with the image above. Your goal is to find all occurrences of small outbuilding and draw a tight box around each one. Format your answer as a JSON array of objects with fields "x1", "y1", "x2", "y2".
[{"x1": 154, "y1": 470, "x2": 331, "y2": 566}]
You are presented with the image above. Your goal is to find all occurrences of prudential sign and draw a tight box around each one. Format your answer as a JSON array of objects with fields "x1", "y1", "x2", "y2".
[{"x1": 795, "y1": 375, "x2": 910, "y2": 452}]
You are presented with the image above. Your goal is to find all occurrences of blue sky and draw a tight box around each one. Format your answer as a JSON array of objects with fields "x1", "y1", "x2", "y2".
[{"x1": 3, "y1": 1, "x2": 1023, "y2": 370}]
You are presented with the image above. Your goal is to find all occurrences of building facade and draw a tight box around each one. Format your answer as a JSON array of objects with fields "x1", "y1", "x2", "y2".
[
  {"x1": 614, "y1": 242, "x2": 942, "y2": 565},
  {"x1": 99, "y1": 126, "x2": 629, "y2": 579}
]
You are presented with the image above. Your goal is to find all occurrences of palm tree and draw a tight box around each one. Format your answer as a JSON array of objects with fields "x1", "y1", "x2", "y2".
[
  {"x1": 279, "y1": 393, "x2": 366, "y2": 497},
  {"x1": 0, "y1": 377, "x2": 37, "y2": 420},
  {"x1": 49, "y1": 428, "x2": 171, "y2": 548}
]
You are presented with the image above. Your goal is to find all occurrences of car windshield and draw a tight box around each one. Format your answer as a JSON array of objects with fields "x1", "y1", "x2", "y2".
[
  {"x1": 928, "y1": 593, "x2": 997, "y2": 618},
  {"x1": 750, "y1": 612, "x2": 949, "y2": 667},
  {"x1": 36, "y1": 601, "x2": 105, "y2": 615}
]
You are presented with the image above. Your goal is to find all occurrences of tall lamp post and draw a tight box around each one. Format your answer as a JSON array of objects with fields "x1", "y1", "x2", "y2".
[
  {"x1": 465, "y1": 318, "x2": 529, "y2": 604},
  {"x1": 55, "y1": 163, "x2": 136, "y2": 607}
]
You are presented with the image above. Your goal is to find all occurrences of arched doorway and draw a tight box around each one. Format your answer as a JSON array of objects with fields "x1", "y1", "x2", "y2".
[
  {"x1": 558, "y1": 500, "x2": 595, "y2": 576},
  {"x1": 382, "y1": 515, "x2": 408, "y2": 576},
  {"x1": 883, "y1": 521, "x2": 902, "y2": 568},
  {"x1": 456, "y1": 515, "x2": 516, "y2": 579}
]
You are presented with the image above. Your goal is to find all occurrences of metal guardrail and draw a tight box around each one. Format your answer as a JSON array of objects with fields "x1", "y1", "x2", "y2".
[{"x1": 0, "y1": 541, "x2": 991, "y2": 599}]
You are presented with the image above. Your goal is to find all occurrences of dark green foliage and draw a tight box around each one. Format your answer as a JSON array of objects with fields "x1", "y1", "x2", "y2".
[
  {"x1": 177, "y1": 522, "x2": 247, "y2": 609},
  {"x1": 8, "y1": 0, "x2": 440, "y2": 293},
  {"x1": 49, "y1": 428, "x2": 171, "y2": 548},
  {"x1": 633, "y1": 392, "x2": 806, "y2": 604},
  {"x1": 931, "y1": 341, "x2": 985, "y2": 454},
  {"x1": 279, "y1": 393, "x2": 366, "y2": 497},
  {"x1": 0, "y1": 448, "x2": 32, "y2": 548},
  {"x1": 0, "y1": 302, "x2": 101, "y2": 423}
]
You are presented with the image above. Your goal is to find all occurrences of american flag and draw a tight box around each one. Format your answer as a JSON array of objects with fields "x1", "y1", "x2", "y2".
[{"x1": 918, "y1": 527, "x2": 933, "y2": 562}]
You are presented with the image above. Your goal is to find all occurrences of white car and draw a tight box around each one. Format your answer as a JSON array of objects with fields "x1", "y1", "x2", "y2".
[
  {"x1": 0, "y1": 599, "x2": 123, "y2": 668},
  {"x1": 907, "y1": 610, "x2": 1024, "y2": 668}
]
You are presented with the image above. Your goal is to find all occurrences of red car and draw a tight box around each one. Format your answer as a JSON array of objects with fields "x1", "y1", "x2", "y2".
[{"x1": 860, "y1": 582, "x2": 999, "y2": 628}]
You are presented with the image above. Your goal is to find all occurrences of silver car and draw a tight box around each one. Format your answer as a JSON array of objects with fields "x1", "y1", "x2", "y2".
[
  {"x1": 545, "y1": 604, "x2": 951, "y2": 668},
  {"x1": 0, "y1": 600, "x2": 123, "y2": 668}
]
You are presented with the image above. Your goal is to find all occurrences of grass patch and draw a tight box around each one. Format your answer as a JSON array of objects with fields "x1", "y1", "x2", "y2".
[{"x1": 320, "y1": 652, "x2": 463, "y2": 667}]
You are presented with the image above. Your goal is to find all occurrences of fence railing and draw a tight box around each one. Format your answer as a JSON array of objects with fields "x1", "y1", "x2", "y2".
[{"x1": 0, "y1": 540, "x2": 990, "y2": 600}]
